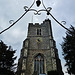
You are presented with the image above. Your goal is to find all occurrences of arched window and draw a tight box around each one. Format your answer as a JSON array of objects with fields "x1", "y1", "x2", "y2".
[{"x1": 34, "y1": 54, "x2": 45, "y2": 74}]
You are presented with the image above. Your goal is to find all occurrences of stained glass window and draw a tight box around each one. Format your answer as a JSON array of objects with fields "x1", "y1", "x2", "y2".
[{"x1": 34, "y1": 54, "x2": 45, "y2": 74}]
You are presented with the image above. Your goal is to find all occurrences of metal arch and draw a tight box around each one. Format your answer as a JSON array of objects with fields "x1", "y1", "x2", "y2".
[
  {"x1": 0, "y1": 0, "x2": 35, "y2": 34},
  {"x1": 0, "y1": 0, "x2": 72, "y2": 34},
  {"x1": 28, "y1": 9, "x2": 47, "y2": 15},
  {"x1": 23, "y1": 0, "x2": 52, "y2": 15}
]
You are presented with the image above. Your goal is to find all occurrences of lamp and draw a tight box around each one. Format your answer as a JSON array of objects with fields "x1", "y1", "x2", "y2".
[{"x1": 36, "y1": 0, "x2": 41, "y2": 7}]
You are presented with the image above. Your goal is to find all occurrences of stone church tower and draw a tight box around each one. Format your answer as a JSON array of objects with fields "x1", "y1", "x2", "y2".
[{"x1": 17, "y1": 19, "x2": 64, "y2": 75}]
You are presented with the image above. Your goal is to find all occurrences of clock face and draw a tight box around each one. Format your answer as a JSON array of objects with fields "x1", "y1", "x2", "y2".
[
  {"x1": 36, "y1": 37, "x2": 42, "y2": 43},
  {"x1": 37, "y1": 39, "x2": 40, "y2": 42}
]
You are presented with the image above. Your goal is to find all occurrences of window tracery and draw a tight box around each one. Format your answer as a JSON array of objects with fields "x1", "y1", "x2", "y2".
[{"x1": 34, "y1": 54, "x2": 45, "y2": 74}]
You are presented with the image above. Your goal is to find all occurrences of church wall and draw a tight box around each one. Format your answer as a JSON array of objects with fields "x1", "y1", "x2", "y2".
[{"x1": 26, "y1": 49, "x2": 57, "y2": 75}]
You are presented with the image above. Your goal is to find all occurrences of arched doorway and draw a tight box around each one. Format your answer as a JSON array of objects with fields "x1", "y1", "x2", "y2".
[{"x1": 34, "y1": 54, "x2": 45, "y2": 74}]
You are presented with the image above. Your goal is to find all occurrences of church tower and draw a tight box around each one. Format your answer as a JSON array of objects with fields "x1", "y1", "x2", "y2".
[{"x1": 17, "y1": 19, "x2": 64, "y2": 75}]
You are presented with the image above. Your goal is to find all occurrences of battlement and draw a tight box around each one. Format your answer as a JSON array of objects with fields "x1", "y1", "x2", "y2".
[{"x1": 28, "y1": 19, "x2": 51, "y2": 27}]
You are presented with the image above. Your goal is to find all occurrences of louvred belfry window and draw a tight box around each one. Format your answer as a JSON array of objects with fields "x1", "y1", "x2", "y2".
[{"x1": 37, "y1": 29, "x2": 41, "y2": 35}]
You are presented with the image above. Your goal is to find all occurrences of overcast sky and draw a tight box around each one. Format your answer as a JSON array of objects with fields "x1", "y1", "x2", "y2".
[{"x1": 0, "y1": 0, "x2": 75, "y2": 75}]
